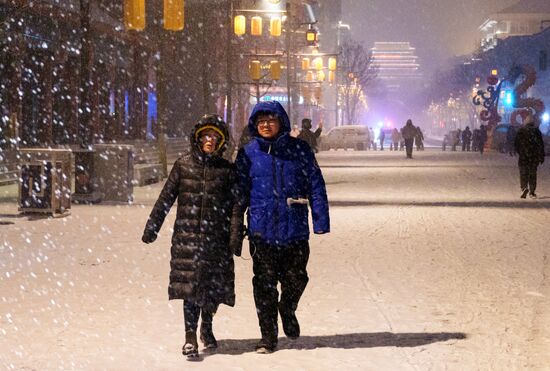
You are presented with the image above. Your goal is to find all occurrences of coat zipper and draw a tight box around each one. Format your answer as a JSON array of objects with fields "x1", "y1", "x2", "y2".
[
  {"x1": 199, "y1": 163, "x2": 207, "y2": 252},
  {"x1": 271, "y1": 155, "x2": 279, "y2": 241}
]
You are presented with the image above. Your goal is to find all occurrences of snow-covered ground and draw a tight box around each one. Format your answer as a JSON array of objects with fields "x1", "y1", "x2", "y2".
[{"x1": 1, "y1": 149, "x2": 549, "y2": 370}]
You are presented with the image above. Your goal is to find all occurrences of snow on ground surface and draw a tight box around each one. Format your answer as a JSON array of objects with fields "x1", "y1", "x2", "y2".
[{"x1": 1, "y1": 148, "x2": 549, "y2": 370}]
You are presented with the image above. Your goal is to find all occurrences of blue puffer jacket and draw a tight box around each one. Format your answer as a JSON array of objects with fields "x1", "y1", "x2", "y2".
[{"x1": 235, "y1": 101, "x2": 330, "y2": 245}]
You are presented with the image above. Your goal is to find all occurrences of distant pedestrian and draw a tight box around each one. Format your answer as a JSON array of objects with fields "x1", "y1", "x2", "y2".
[
  {"x1": 506, "y1": 125, "x2": 517, "y2": 156},
  {"x1": 479, "y1": 125, "x2": 488, "y2": 154},
  {"x1": 142, "y1": 114, "x2": 241, "y2": 359},
  {"x1": 379, "y1": 129, "x2": 385, "y2": 151},
  {"x1": 472, "y1": 128, "x2": 480, "y2": 152},
  {"x1": 401, "y1": 119, "x2": 416, "y2": 159},
  {"x1": 514, "y1": 113, "x2": 545, "y2": 199},
  {"x1": 368, "y1": 127, "x2": 376, "y2": 150},
  {"x1": 451, "y1": 130, "x2": 459, "y2": 151},
  {"x1": 290, "y1": 124, "x2": 301, "y2": 138},
  {"x1": 415, "y1": 126, "x2": 424, "y2": 151},
  {"x1": 298, "y1": 118, "x2": 323, "y2": 152},
  {"x1": 462, "y1": 126, "x2": 472, "y2": 152},
  {"x1": 391, "y1": 128, "x2": 401, "y2": 151}
]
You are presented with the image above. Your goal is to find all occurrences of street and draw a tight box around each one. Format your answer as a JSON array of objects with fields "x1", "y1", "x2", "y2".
[{"x1": 1, "y1": 149, "x2": 550, "y2": 370}]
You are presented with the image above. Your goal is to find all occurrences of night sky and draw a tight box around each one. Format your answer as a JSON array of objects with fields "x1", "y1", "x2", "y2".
[{"x1": 342, "y1": 0, "x2": 517, "y2": 72}]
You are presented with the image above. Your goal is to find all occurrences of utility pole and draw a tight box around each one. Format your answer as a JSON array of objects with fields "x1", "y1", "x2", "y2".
[
  {"x1": 285, "y1": 2, "x2": 292, "y2": 124},
  {"x1": 226, "y1": 0, "x2": 233, "y2": 129},
  {"x1": 79, "y1": 0, "x2": 93, "y2": 148}
]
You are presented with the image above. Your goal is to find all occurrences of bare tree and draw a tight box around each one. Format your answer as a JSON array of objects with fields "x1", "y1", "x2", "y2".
[{"x1": 339, "y1": 40, "x2": 377, "y2": 125}]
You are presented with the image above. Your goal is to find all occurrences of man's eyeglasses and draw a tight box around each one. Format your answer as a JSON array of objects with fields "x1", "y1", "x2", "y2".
[{"x1": 256, "y1": 119, "x2": 279, "y2": 128}]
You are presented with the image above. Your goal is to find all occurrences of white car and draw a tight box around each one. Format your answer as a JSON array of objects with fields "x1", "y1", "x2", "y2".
[{"x1": 319, "y1": 125, "x2": 370, "y2": 151}]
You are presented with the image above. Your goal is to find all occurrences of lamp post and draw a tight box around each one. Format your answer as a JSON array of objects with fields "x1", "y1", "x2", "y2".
[{"x1": 231, "y1": 3, "x2": 288, "y2": 112}]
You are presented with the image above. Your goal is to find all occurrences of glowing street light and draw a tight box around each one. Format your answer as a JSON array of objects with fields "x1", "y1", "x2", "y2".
[{"x1": 234, "y1": 15, "x2": 246, "y2": 36}]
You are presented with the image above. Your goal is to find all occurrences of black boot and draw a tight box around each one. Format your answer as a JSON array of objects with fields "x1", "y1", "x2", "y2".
[
  {"x1": 182, "y1": 330, "x2": 199, "y2": 359},
  {"x1": 200, "y1": 321, "x2": 217, "y2": 349},
  {"x1": 279, "y1": 304, "x2": 300, "y2": 339},
  {"x1": 255, "y1": 335, "x2": 278, "y2": 354}
]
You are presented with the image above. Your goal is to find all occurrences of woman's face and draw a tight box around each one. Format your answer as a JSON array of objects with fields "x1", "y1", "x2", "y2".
[{"x1": 199, "y1": 129, "x2": 222, "y2": 154}]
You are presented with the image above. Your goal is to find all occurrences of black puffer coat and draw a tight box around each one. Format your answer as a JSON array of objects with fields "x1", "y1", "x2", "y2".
[
  {"x1": 514, "y1": 122, "x2": 545, "y2": 166},
  {"x1": 143, "y1": 116, "x2": 241, "y2": 311}
]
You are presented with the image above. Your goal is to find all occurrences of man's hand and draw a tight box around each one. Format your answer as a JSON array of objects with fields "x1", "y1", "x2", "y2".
[
  {"x1": 318, "y1": 121, "x2": 323, "y2": 129},
  {"x1": 142, "y1": 230, "x2": 157, "y2": 244}
]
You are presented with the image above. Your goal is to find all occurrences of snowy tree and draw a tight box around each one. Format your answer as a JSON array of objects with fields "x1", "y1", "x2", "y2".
[{"x1": 339, "y1": 40, "x2": 377, "y2": 125}]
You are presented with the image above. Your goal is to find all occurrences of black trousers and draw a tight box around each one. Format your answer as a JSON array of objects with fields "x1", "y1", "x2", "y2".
[
  {"x1": 251, "y1": 240, "x2": 310, "y2": 340},
  {"x1": 404, "y1": 138, "x2": 414, "y2": 158},
  {"x1": 519, "y1": 162, "x2": 539, "y2": 193},
  {"x1": 183, "y1": 300, "x2": 215, "y2": 332}
]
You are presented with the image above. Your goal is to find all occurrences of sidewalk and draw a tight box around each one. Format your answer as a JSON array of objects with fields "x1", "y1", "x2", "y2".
[{"x1": 1, "y1": 150, "x2": 550, "y2": 370}]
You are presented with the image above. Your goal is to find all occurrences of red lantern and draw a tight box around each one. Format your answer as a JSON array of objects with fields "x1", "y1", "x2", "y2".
[{"x1": 487, "y1": 76, "x2": 498, "y2": 85}]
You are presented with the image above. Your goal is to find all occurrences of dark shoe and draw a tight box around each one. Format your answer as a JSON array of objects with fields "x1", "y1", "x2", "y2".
[
  {"x1": 529, "y1": 192, "x2": 537, "y2": 199},
  {"x1": 182, "y1": 330, "x2": 199, "y2": 359},
  {"x1": 255, "y1": 337, "x2": 277, "y2": 354},
  {"x1": 521, "y1": 188, "x2": 529, "y2": 199},
  {"x1": 279, "y1": 306, "x2": 300, "y2": 339},
  {"x1": 200, "y1": 322, "x2": 217, "y2": 349}
]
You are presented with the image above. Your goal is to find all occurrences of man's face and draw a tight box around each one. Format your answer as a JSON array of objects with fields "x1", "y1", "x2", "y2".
[
  {"x1": 199, "y1": 129, "x2": 222, "y2": 154},
  {"x1": 256, "y1": 114, "x2": 281, "y2": 139}
]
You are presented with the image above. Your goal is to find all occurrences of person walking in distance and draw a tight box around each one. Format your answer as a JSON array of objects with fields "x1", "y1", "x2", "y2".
[
  {"x1": 462, "y1": 126, "x2": 472, "y2": 152},
  {"x1": 415, "y1": 126, "x2": 424, "y2": 151},
  {"x1": 368, "y1": 127, "x2": 376, "y2": 150},
  {"x1": 514, "y1": 113, "x2": 545, "y2": 199},
  {"x1": 379, "y1": 129, "x2": 385, "y2": 151},
  {"x1": 297, "y1": 118, "x2": 323, "y2": 152},
  {"x1": 391, "y1": 128, "x2": 400, "y2": 151},
  {"x1": 142, "y1": 114, "x2": 241, "y2": 360},
  {"x1": 234, "y1": 101, "x2": 330, "y2": 354},
  {"x1": 401, "y1": 119, "x2": 417, "y2": 159},
  {"x1": 479, "y1": 125, "x2": 488, "y2": 154}
]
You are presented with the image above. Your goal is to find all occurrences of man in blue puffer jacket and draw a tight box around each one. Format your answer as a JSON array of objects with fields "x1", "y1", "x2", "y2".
[{"x1": 234, "y1": 101, "x2": 330, "y2": 353}]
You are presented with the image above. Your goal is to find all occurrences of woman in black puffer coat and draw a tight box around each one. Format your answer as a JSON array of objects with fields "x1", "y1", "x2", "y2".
[{"x1": 141, "y1": 114, "x2": 243, "y2": 358}]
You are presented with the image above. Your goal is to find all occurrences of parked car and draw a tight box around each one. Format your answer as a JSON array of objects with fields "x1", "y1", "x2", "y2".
[{"x1": 319, "y1": 125, "x2": 370, "y2": 151}]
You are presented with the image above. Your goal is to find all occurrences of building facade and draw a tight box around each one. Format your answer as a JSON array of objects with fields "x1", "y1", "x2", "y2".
[
  {"x1": 479, "y1": 0, "x2": 550, "y2": 51},
  {"x1": 370, "y1": 42, "x2": 422, "y2": 93},
  {"x1": 0, "y1": 1, "x2": 157, "y2": 150}
]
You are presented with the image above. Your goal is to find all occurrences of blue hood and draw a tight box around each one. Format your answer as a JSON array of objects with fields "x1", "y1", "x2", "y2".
[{"x1": 247, "y1": 101, "x2": 291, "y2": 137}]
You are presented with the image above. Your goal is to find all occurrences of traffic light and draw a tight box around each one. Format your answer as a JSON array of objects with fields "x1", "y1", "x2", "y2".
[
  {"x1": 124, "y1": 0, "x2": 145, "y2": 31},
  {"x1": 504, "y1": 91, "x2": 514, "y2": 107},
  {"x1": 306, "y1": 28, "x2": 317, "y2": 46},
  {"x1": 164, "y1": 0, "x2": 184, "y2": 31}
]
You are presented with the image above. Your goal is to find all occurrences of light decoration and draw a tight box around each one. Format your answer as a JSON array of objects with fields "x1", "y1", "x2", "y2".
[{"x1": 234, "y1": 15, "x2": 246, "y2": 36}]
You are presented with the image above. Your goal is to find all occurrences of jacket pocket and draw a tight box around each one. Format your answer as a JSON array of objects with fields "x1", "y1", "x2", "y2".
[
  {"x1": 248, "y1": 203, "x2": 268, "y2": 239},
  {"x1": 287, "y1": 203, "x2": 309, "y2": 238}
]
